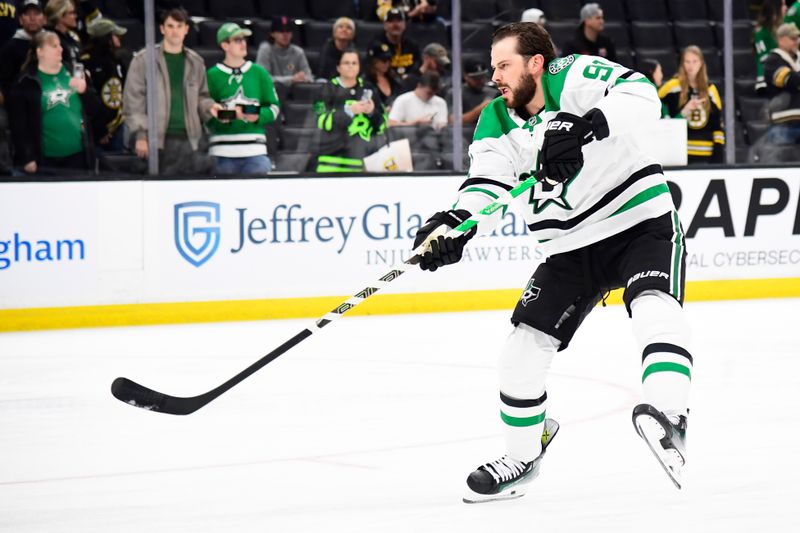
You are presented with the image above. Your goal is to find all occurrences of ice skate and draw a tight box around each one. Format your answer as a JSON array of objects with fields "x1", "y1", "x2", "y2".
[
  {"x1": 632, "y1": 403, "x2": 687, "y2": 489},
  {"x1": 463, "y1": 418, "x2": 559, "y2": 503}
]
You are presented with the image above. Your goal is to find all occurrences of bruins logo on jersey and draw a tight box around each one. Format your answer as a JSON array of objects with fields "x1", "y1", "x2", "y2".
[
  {"x1": 686, "y1": 98, "x2": 710, "y2": 130},
  {"x1": 102, "y1": 77, "x2": 123, "y2": 110}
]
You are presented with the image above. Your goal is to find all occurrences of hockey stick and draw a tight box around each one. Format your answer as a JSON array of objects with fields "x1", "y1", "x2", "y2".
[{"x1": 111, "y1": 173, "x2": 540, "y2": 415}]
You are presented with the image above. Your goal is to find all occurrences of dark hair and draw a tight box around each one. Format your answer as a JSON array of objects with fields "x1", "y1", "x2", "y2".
[
  {"x1": 337, "y1": 47, "x2": 360, "y2": 65},
  {"x1": 418, "y1": 70, "x2": 441, "y2": 91},
  {"x1": 160, "y1": 7, "x2": 189, "y2": 25},
  {"x1": 640, "y1": 58, "x2": 661, "y2": 84},
  {"x1": 758, "y1": 0, "x2": 785, "y2": 33},
  {"x1": 492, "y1": 22, "x2": 556, "y2": 65}
]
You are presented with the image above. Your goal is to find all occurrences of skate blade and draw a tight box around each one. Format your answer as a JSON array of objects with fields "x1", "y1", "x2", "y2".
[
  {"x1": 463, "y1": 486, "x2": 527, "y2": 504},
  {"x1": 635, "y1": 414, "x2": 683, "y2": 490}
]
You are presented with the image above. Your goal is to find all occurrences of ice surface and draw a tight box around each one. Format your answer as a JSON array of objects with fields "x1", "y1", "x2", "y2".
[{"x1": 1, "y1": 299, "x2": 798, "y2": 532}]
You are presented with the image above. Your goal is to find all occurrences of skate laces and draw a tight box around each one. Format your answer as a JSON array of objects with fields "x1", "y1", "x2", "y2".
[{"x1": 482, "y1": 455, "x2": 527, "y2": 483}]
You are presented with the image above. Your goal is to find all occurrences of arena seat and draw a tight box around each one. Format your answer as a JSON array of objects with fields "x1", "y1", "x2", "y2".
[
  {"x1": 626, "y1": 0, "x2": 669, "y2": 22},
  {"x1": 667, "y1": 0, "x2": 710, "y2": 21},
  {"x1": 674, "y1": 21, "x2": 716, "y2": 49},
  {"x1": 208, "y1": 0, "x2": 257, "y2": 19}
]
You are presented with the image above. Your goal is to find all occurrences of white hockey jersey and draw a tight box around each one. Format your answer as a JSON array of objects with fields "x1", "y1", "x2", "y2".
[{"x1": 455, "y1": 54, "x2": 675, "y2": 256}]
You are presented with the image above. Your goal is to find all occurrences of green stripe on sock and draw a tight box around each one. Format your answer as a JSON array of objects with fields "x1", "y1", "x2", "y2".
[
  {"x1": 642, "y1": 362, "x2": 692, "y2": 382},
  {"x1": 500, "y1": 410, "x2": 546, "y2": 427}
]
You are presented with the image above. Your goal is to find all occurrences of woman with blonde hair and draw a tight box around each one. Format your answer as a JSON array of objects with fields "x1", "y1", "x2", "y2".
[
  {"x1": 658, "y1": 46, "x2": 725, "y2": 164},
  {"x1": 318, "y1": 17, "x2": 357, "y2": 80}
]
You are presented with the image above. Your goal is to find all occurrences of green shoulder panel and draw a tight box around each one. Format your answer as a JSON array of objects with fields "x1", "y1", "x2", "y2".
[
  {"x1": 473, "y1": 97, "x2": 519, "y2": 141},
  {"x1": 542, "y1": 54, "x2": 580, "y2": 112}
]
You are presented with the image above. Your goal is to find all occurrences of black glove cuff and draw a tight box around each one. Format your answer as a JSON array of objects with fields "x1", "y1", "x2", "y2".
[{"x1": 583, "y1": 108, "x2": 609, "y2": 142}]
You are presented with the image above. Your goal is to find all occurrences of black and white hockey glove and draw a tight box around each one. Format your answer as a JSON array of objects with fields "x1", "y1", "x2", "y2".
[
  {"x1": 413, "y1": 209, "x2": 476, "y2": 272},
  {"x1": 540, "y1": 109, "x2": 609, "y2": 185}
]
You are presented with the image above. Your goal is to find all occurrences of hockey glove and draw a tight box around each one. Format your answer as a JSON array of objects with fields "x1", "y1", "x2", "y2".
[
  {"x1": 413, "y1": 209, "x2": 476, "y2": 272},
  {"x1": 540, "y1": 109, "x2": 608, "y2": 185}
]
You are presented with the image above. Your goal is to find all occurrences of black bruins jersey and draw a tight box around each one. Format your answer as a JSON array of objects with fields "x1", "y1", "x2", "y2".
[{"x1": 659, "y1": 78, "x2": 724, "y2": 163}]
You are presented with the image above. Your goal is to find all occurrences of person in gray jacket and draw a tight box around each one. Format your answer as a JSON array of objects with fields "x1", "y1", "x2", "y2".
[
  {"x1": 122, "y1": 7, "x2": 221, "y2": 175},
  {"x1": 255, "y1": 15, "x2": 313, "y2": 87}
]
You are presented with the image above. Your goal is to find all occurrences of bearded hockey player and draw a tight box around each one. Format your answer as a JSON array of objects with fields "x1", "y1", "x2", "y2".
[{"x1": 413, "y1": 22, "x2": 693, "y2": 502}]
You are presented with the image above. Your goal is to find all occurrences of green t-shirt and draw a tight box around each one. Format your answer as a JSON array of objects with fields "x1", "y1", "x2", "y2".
[
  {"x1": 38, "y1": 66, "x2": 83, "y2": 158},
  {"x1": 164, "y1": 50, "x2": 186, "y2": 135},
  {"x1": 786, "y1": 2, "x2": 800, "y2": 28}
]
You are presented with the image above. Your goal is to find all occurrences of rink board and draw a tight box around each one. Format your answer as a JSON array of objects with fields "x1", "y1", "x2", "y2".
[{"x1": 1, "y1": 168, "x2": 799, "y2": 330}]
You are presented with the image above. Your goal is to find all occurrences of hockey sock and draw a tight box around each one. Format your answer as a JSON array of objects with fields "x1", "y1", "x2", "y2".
[
  {"x1": 630, "y1": 290, "x2": 692, "y2": 414},
  {"x1": 498, "y1": 323, "x2": 559, "y2": 462}
]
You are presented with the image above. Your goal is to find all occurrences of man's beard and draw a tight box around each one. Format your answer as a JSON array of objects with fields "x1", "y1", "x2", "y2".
[{"x1": 503, "y1": 71, "x2": 537, "y2": 109}]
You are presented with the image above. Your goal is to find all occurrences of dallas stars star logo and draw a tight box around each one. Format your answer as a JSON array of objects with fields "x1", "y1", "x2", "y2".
[
  {"x1": 46, "y1": 85, "x2": 72, "y2": 109},
  {"x1": 528, "y1": 174, "x2": 577, "y2": 214},
  {"x1": 221, "y1": 86, "x2": 259, "y2": 108}
]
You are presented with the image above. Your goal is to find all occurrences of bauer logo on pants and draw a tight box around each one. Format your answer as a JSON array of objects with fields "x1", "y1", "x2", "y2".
[
  {"x1": 520, "y1": 278, "x2": 541, "y2": 307},
  {"x1": 174, "y1": 201, "x2": 221, "y2": 267}
]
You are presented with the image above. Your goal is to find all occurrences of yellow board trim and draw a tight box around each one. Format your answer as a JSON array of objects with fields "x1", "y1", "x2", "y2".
[{"x1": 2, "y1": 278, "x2": 799, "y2": 332}]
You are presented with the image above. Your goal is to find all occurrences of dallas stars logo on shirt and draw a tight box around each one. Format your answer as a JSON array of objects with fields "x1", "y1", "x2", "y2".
[
  {"x1": 46, "y1": 84, "x2": 73, "y2": 109},
  {"x1": 221, "y1": 86, "x2": 259, "y2": 109},
  {"x1": 528, "y1": 176, "x2": 575, "y2": 214}
]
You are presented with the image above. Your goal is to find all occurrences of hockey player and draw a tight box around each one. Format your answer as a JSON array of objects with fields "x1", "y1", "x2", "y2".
[{"x1": 412, "y1": 23, "x2": 692, "y2": 502}]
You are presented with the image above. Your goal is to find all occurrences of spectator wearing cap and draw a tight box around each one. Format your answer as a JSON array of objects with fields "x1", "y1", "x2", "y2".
[
  {"x1": 364, "y1": 41, "x2": 403, "y2": 108},
  {"x1": 762, "y1": 23, "x2": 800, "y2": 150},
  {"x1": 446, "y1": 59, "x2": 498, "y2": 124},
  {"x1": 123, "y1": 7, "x2": 221, "y2": 175},
  {"x1": 401, "y1": 42, "x2": 450, "y2": 93},
  {"x1": 376, "y1": 0, "x2": 438, "y2": 24},
  {"x1": 0, "y1": 0, "x2": 44, "y2": 102},
  {"x1": 207, "y1": 22, "x2": 281, "y2": 175},
  {"x1": 318, "y1": 17, "x2": 356, "y2": 81},
  {"x1": 256, "y1": 15, "x2": 313, "y2": 86},
  {"x1": 563, "y1": 3, "x2": 616, "y2": 63},
  {"x1": 388, "y1": 70, "x2": 447, "y2": 130},
  {"x1": 521, "y1": 8, "x2": 546, "y2": 27},
  {"x1": 370, "y1": 8, "x2": 421, "y2": 80},
  {"x1": 80, "y1": 17, "x2": 127, "y2": 150}
]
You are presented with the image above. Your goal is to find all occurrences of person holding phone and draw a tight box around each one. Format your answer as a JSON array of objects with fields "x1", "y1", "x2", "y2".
[
  {"x1": 207, "y1": 22, "x2": 280, "y2": 175},
  {"x1": 658, "y1": 45, "x2": 724, "y2": 164},
  {"x1": 9, "y1": 30, "x2": 104, "y2": 173},
  {"x1": 313, "y1": 49, "x2": 386, "y2": 172}
]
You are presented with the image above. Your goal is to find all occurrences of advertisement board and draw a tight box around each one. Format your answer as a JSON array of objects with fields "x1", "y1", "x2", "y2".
[{"x1": 1, "y1": 168, "x2": 799, "y2": 329}]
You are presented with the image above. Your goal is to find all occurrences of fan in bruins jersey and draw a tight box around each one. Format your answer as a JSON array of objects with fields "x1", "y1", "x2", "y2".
[{"x1": 659, "y1": 46, "x2": 725, "y2": 164}]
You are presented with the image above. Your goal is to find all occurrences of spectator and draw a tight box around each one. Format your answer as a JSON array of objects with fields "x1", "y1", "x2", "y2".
[
  {"x1": 44, "y1": 0, "x2": 83, "y2": 72},
  {"x1": 563, "y1": 3, "x2": 616, "y2": 63},
  {"x1": 371, "y1": 8, "x2": 421, "y2": 80},
  {"x1": 520, "y1": 8, "x2": 546, "y2": 27},
  {"x1": 640, "y1": 58, "x2": 668, "y2": 116},
  {"x1": 9, "y1": 30, "x2": 103, "y2": 173},
  {"x1": 659, "y1": 45, "x2": 724, "y2": 164},
  {"x1": 313, "y1": 49, "x2": 386, "y2": 172},
  {"x1": 762, "y1": 23, "x2": 800, "y2": 149},
  {"x1": 388, "y1": 70, "x2": 447, "y2": 130},
  {"x1": 207, "y1": 22, "x2": 280, "y2": 175},
  {"x1": 755, "y1": 0, "x2": 788, "y2": 93},
  {"x1": 364, "y1": 41, "x2": 403, "y2": 108},
  {"x1": 0, "y1": 0, "x2": 43, "y2": 102},
  {"x1": 256, "y1": 15, "x2": 312, "y2": 86},
  {"x1": 123, "y1": 7, "x2": 220, "y2": 175},
  {"x1": 318, "y1": 17, "x2": 356, "y2": 81},
  {"x1": 446, "y1": 59, "x2": 498, "y2": 124},
  {"x1": 80, "y1": 17, "x2": 127, "y2": 151},
  {"x1": 402, "y1": 42, "x2": 450, "y2": 92},
  {"x1": 377, "y1": 0, "x2": 438, "y2": 24}
]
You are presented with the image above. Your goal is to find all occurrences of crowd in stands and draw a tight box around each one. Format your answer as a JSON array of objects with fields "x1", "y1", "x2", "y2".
[{"x1": 0, "y1": 0, "x2": 799, "y2": 176}]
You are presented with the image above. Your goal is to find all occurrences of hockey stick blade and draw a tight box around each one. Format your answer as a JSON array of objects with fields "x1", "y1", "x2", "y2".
[
  {"x1": 111, "y1": 173, "x2": 540, "y2": 415},
  {"x1": 111, "y1": 329, "x2": 312, "y2": 415}
]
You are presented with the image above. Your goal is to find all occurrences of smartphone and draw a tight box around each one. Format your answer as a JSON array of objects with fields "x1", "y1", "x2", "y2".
[
  {"x1": 217, "y1": 109, "x2": 237, "y2": 121},
  {"x1": 241, "y1": 104, "x2": 260, "y2": 115},
  {"x1": 73, "y1": 63, "x2": 85, "y2": 80}
]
